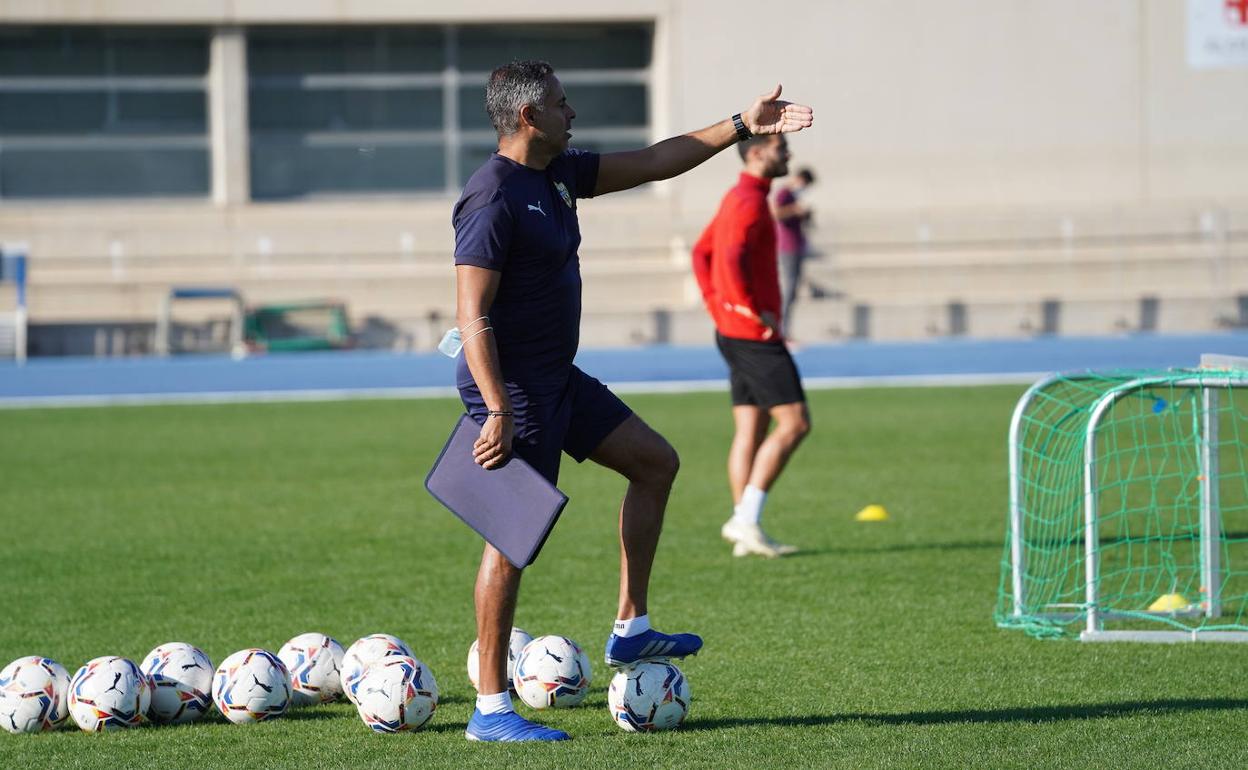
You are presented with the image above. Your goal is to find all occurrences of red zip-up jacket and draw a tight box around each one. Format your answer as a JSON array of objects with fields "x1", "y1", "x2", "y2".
[{"x1": 691, "y1": 172, "x2": 781, "y2": 341}]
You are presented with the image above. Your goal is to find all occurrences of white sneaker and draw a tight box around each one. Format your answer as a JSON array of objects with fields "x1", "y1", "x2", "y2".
[{"x1": 720, "y1": 518, "x2": 798, "y2": 558}]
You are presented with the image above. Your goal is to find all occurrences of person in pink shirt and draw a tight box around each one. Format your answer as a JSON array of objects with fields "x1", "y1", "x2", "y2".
[{"x1": 772, "y1": 167, "x2": 816, "y2": 341}]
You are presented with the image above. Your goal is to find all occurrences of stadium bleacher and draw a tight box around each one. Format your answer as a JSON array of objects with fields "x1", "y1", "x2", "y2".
[{"x1": 7, "y1": 198, "x2": 1244, "y2": 355}]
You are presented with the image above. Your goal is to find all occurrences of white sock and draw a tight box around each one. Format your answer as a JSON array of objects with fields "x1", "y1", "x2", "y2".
[
  {"x1": 733, "y1": 485, "x2": 767, "y2": 525},
  {"x1": 476, "y1": 690, "x2": 513, "y2": 715},
  {"x1": 613, "y1": 614, "x2": 650, "y2": 638}
]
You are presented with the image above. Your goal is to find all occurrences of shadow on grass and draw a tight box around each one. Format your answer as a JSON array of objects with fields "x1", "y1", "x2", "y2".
[
  {"x1": 715, "y1": 541, "x2": 1000, "y2": 561},
  {"x1": 799, "y1": 540, "x2": 1001, "y2": 558},
  {"x1": 279, "y1": 708, "x2": 345, "y2": 722},
  {"x1": 681, "y1": 697, "x2": 1248, "y2": 730}
]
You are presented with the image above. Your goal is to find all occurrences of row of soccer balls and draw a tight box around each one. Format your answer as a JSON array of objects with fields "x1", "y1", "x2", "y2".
[
  {"x1": 0, "y1": 633, "x2": 432, "y2": 734},
  {"x1": 1, "y1": 629, "x2": 691, "y2": 735}
]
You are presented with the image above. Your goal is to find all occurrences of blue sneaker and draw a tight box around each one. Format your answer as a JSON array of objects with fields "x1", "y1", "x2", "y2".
[
  {"x1": 465, "y1": 709, "x2": 571, "y2": 742},
  {"x1": 604, "y1": 628, "x2": 703, "y2": 668}
]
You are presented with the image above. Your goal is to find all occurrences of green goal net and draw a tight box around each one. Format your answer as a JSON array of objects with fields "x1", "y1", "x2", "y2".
[{"x1": 996, "y1": 363, "x2": 1248, "y2": 641}]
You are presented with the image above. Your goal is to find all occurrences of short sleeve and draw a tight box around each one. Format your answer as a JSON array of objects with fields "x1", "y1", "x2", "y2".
[
  {"x1": 774, "y1": 188, "x2": 795, "y2": 206},
  {"x1": 562, "y1": 148, "x2": 601, "y2": 200},
  {"x1": 454, "y1": 193, "x2": 514, "y2": 270}
]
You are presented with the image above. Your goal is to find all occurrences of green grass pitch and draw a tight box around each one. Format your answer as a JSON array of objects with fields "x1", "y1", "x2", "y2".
[{"x1": 1, "y1": 386, "x2": 1246, "y2": 769}]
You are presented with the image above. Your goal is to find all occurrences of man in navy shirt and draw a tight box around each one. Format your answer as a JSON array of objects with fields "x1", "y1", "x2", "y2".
[{"x1": 453, "y1": 60, "x2": 812, "y2": 742}]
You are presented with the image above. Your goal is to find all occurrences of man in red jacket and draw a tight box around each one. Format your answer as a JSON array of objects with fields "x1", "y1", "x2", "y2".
[{"x1": 692, "y1": 134, "x2": 812, "y2": 558}]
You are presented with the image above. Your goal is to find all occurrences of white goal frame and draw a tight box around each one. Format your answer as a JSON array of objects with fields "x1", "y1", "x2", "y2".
[{"x1": 1007, "y1": 358, "x2": 1248, "y2": 642}]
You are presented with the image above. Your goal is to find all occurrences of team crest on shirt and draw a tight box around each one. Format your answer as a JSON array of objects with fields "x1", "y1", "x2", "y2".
[{"x1": 554, "y1": 181, "x2": 573, "y2": 209}]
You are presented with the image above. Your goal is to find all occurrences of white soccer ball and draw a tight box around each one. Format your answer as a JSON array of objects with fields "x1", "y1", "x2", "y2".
[
  {"x1": 0, "y1": 656, "x2": 71, "y2": 734},
  {"x1": 67, "y1": 656, "x2": 151, "y2": 732},
  {"x1": 466, "y1": 627, "x2": 533, "y2": 691},
  {"x1": 211, "y1": 648, "x2": 291, "y2": 724},
  {"x1": 141, "y1": 643, "x2": 214, "y2": 725},
  {"x1": 513, "y1": 635, "x2": 591, "y2": 709},
  {"x1": 278, "y1": 632, "x2": 345, "y2": 706},
  {"x1": 353, "y1": 655, "x2": 439, "y2": 733},
  {"x1": 607, "y1": 660, "x2": 691, "y2": 732},
  {"x1": 340, "y1": 634, "x2": 414, "y2": 705}
]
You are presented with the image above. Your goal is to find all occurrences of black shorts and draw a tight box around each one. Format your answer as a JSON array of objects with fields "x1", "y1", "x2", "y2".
[
  {"x1": 459, "y1": 365, "x2": 633, "y2": 485},
  {"x1": 715, "y1": 333, "x2": 806, "y2": 408}
]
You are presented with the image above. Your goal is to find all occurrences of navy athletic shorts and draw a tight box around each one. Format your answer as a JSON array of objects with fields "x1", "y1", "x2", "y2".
[
  {"x1": 715, "y1": 332, "x2": 806, "y2": 408},
  {"x1": 459, "y1": 365, "x2": 633, "y2": 485}
]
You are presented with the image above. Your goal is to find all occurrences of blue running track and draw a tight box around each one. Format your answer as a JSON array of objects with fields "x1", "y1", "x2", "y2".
[{"x1": 1, "y1": 332, "x2": 1245, "y2": 408}]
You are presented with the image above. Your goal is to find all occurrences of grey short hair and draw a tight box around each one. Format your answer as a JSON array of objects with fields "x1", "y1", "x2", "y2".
[{"x1": 485, "y1": 60, "x2": 555, "y2": 136}]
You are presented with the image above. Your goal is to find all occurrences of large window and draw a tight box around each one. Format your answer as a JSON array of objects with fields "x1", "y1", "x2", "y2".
[
  {"x1": 248, "y1": 24, "x2": 652, "y2": 200},
  {"x1": 0, "y1": 23, "x2": 652, "y2": 202},
  {"x1": 0, "y1": 26, "x2": 210, "y2": 200}
]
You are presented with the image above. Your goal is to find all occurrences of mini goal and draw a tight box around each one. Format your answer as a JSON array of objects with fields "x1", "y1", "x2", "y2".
[{"x1": 997, "y1": 354, "x2": 1248, "y2": 642}]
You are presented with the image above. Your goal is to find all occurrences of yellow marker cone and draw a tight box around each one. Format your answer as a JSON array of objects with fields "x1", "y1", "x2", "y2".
[
  {"x1": 855, "y1": 504, "x2": 889, "y2": 522},
  {"x1": 1148, "y1": 592, "x2": 1190, "y2": 612}
]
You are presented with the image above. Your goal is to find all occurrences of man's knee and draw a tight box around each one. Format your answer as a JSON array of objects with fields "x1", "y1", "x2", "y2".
[
  {"x1": 598, "y1": 417, "x2": 680, "y2": 486},
  {"x1": 658, "y1": 441, "x2": 680, "y2": 482},
  {"x1": 633, "y1": 431, "x2": 683, "y2": 486},
  {"x1": 775, "y1": 404, "x2": 811, "y2": 442}
]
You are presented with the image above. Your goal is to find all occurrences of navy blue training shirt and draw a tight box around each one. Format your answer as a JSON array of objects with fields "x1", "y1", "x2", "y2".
[{"x1": 452, "y1": 149, "x2": 599, "y2": 385}]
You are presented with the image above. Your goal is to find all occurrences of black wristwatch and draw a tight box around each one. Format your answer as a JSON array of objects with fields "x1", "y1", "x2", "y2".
[{"x1": 732, "y1": 113, "x2": 752, "y2": 142}]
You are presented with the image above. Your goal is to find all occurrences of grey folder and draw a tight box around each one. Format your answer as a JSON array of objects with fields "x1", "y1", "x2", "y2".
[{"x1": 425, "y1": 414, "x2": 569, "y2": 568}]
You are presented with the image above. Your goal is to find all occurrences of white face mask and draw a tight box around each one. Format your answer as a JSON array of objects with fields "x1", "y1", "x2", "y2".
[
  {"x1": 437, "y1": 327, "x2": 463, "y2": 358},
  {"x1": 438, "y1": 316, "x2": 492, "y2": 358}
]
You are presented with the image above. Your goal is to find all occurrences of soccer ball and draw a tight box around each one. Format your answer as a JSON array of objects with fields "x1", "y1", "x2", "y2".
[
  {"x1": 141, "y1": 643, "x2": 214, "y2": 725},
  {"x1": 513, "y1": 635, "x2": 591, "y2": 709},
  {"x1": 607, "y1": 660, "x2": 691, "y2": 732},
  {"x1": 211, "y1": 649, "x2": 291, "y2": 724},
  {"x1": 353, "y1": 655, "x2": 439, "y2": 733},
  {"x1": 340, "y1": 634, "x2": 414, "y2": 705},
  {"x1": 466, "y1": 627, "x2": 533, "y2": 691},
  {"x1": 67, "y1": 656, "x2": 151, "y2": 732},
  {"x1": 278, "y1": 632, "x2": 345, "y2": 706},
  {"x1": 0, "y1": 656, "x2": 71, "y2": 734}
]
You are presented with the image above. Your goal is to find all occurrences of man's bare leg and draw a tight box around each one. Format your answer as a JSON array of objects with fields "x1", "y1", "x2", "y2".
[
  {"x1": 728, "y1": 405, "x2": 770, "y2": 504},
  {"x1": 588, "y1": 414, "x2": 679, "y2": 619},
  {"x1": 723, "y1": 401, "x2": 811, "y2": 557},
  {"x1": 465, "y1": 543, "x2": 571, "y2": 741},
  {"x1": 590, "y1": 414, "x2": 703, "y2": 667},
  {"x1": 473, "y1": 543, "x2": 521, "y2": 696},
  {"x1": 745, "y1": 401, "x2": 811, "y2": 491}
]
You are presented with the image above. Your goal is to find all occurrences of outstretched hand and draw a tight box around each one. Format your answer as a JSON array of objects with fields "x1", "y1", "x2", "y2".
[{"x1": 743, "y1": 85, "x2": 813, "y2": 136}]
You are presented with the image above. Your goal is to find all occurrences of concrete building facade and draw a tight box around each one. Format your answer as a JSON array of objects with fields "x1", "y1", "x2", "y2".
[{"x1": 1, "y1": 1, "x2": 1246, "y2": 354}]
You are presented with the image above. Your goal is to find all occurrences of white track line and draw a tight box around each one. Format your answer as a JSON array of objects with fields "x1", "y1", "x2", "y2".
[{"x1": 0, "y1": 371, "x2": 1046, "y2": 410}]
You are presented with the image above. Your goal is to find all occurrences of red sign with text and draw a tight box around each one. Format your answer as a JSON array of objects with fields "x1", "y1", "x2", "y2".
[{"x1": 1227, "y1": 0, "x2": 1248, "y2": 26}]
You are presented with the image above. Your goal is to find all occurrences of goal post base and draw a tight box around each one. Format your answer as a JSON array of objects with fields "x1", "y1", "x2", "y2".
[{"x1": 1080, "y1": 630, "x2": 1248, "y2": 643}]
